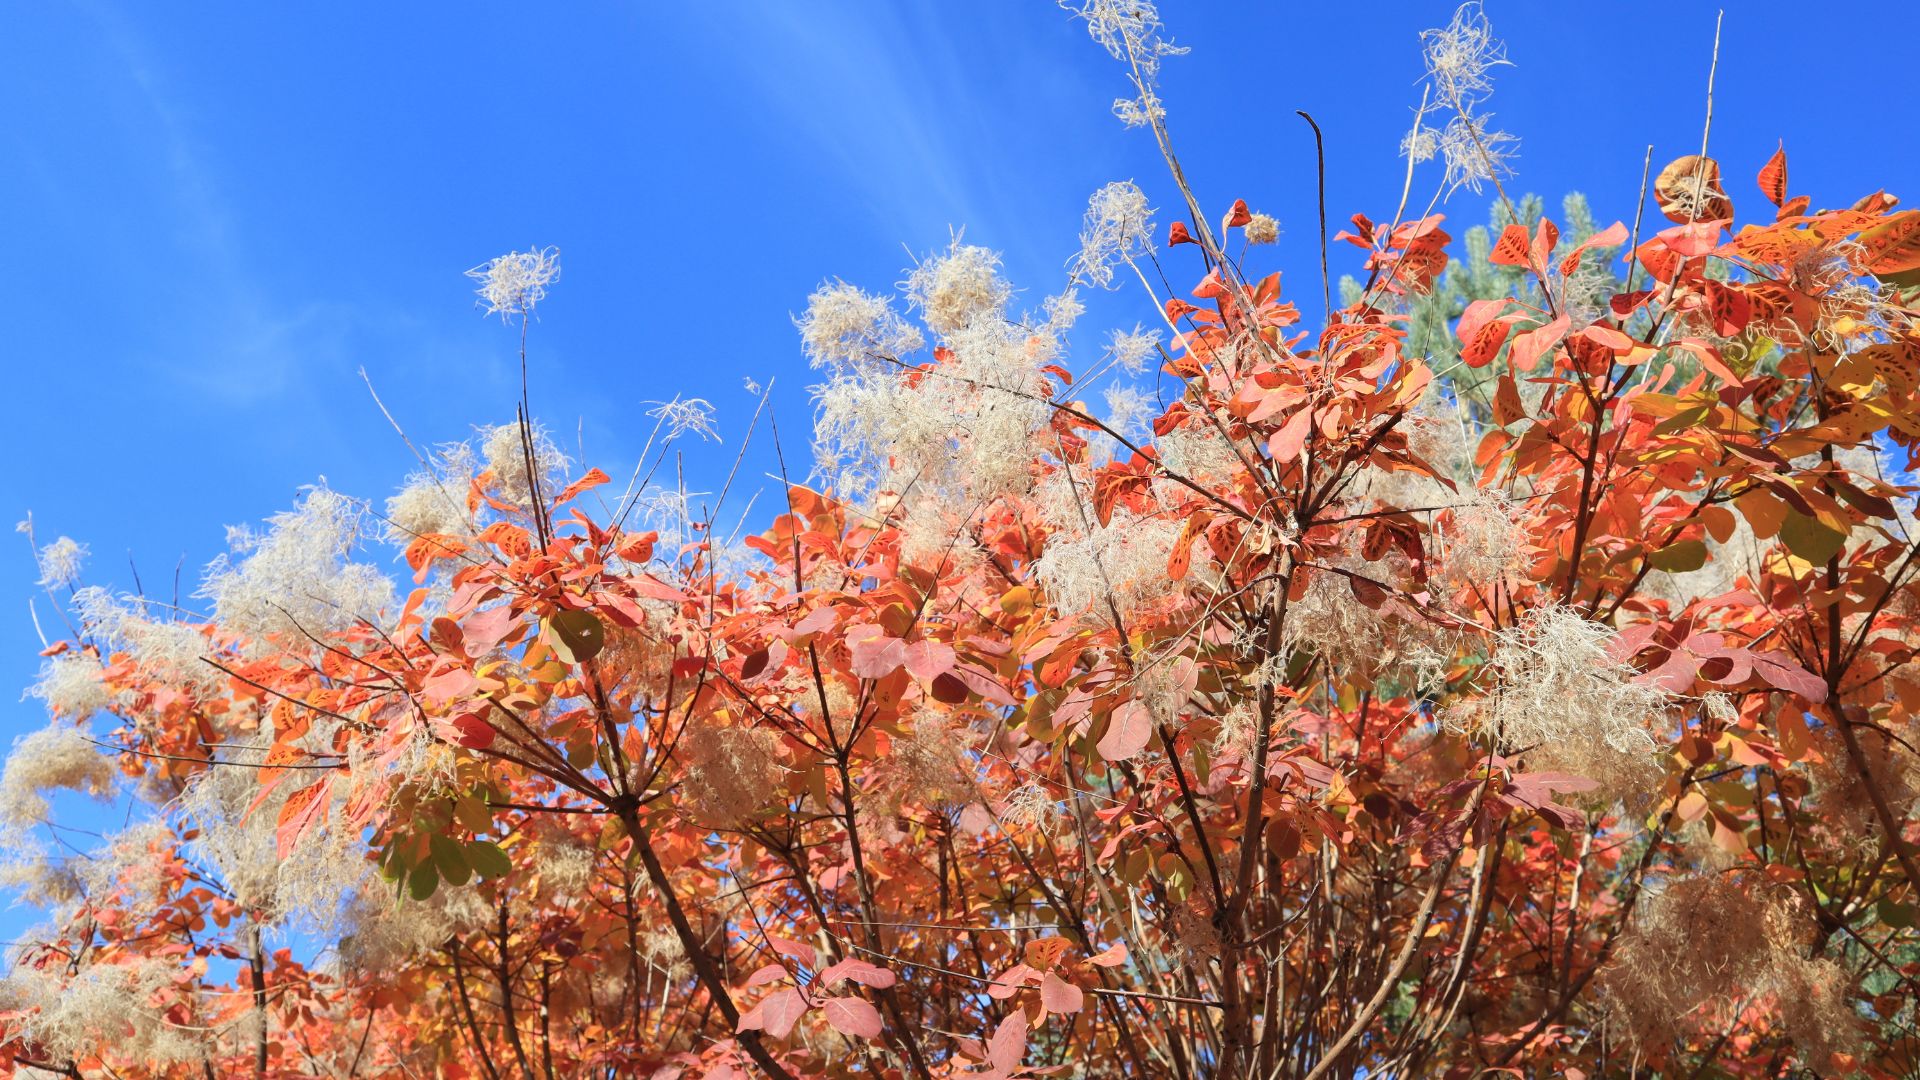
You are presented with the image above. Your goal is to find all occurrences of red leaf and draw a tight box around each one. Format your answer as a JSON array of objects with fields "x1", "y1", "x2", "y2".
[
  {"x1": 1670, "y1": 338, "x2": 1745, "y2": 387},
  {"x1": 1557, "y1": 221, "x2": 1629, "y2": 276},
  {"x1": 1751, "y1": 650, "x2": 1827, "y2": 702},
  {"x1": 740, "y1": 648, "x2": 771, "y2": 681},
  {"x1": 446, "y1": 712, "x2": 496, "y2": 750},
  {"x1": 822, "y1": 997, "x2": 884, "y2": 1041},
  {"x1": 930, "y1": 672, "x2": 970, "y2": 704},
  {"x1": 1167, "y1": 221, "x2": 1195, "y2": 246},
  {"x1": 462, "y1": 604, "x2": 519, "y2": 658}
]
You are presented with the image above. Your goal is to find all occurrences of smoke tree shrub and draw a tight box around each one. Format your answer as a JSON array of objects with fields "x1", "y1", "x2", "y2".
[{"x1": 5, "y1": 4, "x2": 1920, "y2": 1077}]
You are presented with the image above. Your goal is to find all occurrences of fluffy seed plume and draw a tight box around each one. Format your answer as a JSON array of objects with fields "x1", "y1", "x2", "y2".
[{"x1": 468, "y1": 246, "x2": 559, "y2": 320}]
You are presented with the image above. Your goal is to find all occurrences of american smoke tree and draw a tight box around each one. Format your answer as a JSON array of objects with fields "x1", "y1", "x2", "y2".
[{"x1": 5, "y1": 3, "x2": 1920, "y2": 1077}]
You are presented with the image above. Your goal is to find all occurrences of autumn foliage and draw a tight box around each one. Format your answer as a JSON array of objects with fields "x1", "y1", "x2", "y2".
[{"x1": 7, "y1": 5, "x2": 1920, "y2": 1078}]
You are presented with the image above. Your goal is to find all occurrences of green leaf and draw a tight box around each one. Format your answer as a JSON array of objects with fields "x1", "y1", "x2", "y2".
[
  {"x1": 1779, "y1": 512, "x2": 1846, "y2": 565},
  {"x1": 1877, "y1": 897, "x2": 1917, "y2": 929},
  {"x1": 1649, "y1": 539, "x2": 1709, "y2": 573},
  {"x1": 408, "y1": 861, "x2": 440, "y2": 901},
  {"x1": 454, "y1": 794, "x2": 494, "y2": 835},
  {"x1": 546, "y1": 609, "x2": 606, "y2": 664},
  {"x1": 466, "y1": 840, "x2": 513, "y2": 881},
  {"x1": 430, "y1": 834, "x2": 472, "y2": 887}
]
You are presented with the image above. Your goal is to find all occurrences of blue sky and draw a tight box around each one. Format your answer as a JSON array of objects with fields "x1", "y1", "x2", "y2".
[{"x1": 3, "y1": 1, "x2": 1917, "y2": 930}]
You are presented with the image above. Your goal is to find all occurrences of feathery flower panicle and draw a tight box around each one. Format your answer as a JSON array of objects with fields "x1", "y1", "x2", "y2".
[
  {"x1": 384, "y1": 442, "x2": 478, "y2": 545},
  {"x1": 1107, "y1": 325, "x2": 1162, "y2": 374},
  {"x1": 797, "y1": 281, "x2": 924, "y2": 370},
  {"x1": 337, "y1": 881, "x2": 491, "y2": 975},
  {"x1": 903, "y1": 239, "x2": 1012, "y2": 337},
  {"x1": 467, "y1": 246, "x2": 559, "y2": 321},
  {"x1": 1400, "y1": 125, "x2": 1441, "y2": 164},
  {"x1": 1073, "y1": 181, "x2": 1156, "y2": 288},
  {"x1": 1419, "y1": 3, "x2": 1510, "y2": 110},
  {"x1": 998, "y1": 782, "x2": 1059, "y2": 835},
  {"x1": 808, "y1": 249, "x2": 1052, "y2": 505},
  {"x1": 0, "y1": 856, "x2": 80, "y2": 908},
  {"x1": 644, "y1": 396, "x2": 722, "y2": 443},
  {"x1": 0, "y1": 948, "x2": 205, "y2": 1065},
  {"x1": 33, "y1": 536, "x2": 86, "y2": 589},
  {"x1": 1433, "y1": 490, "x2": 1528, "y2": 586},
  {"x1": 201, "y1": 485, "x2": 395, "y2": 645},
  {"x1": 1452, "y1": 605, "x2": 1670, "y2": 804},
  {"x1": 678, "y1": 725, "x2": 784, "y2": 829},
  {"x1": 1062, "y1": 0, "x2": 1188, "y2": 127},
  {"x1": 72, "y1": 821, "x2": 178, "y2": 911},
  {"x1": 70, "y1": 587, "x2": 223, "y2": 696},
  {"x1": 1599, "y1": 872, "x2": 1861, "y2": 1064},
  {"x1": 180, "y1": 737, "x2": 376, "y2": 929},
  {"x1": 385, "y1": 479, "x2": 472, "y2": 545},
  {"x1": 482, "y1": 420, "x2": 570, "y2": 505},
  {"x1": 0, "y1": 723, "x2": 115, "y2": 843},
  {"x1": 1033, "y1": 506, "x2": 1184, "y2": 625},
  {"x1": 1439, "y1": 113, "x2": 1519, "y2": 195},
  {"x1": 27, "y1": 654, "x2": 118, "y2": 719},
  {"x1": 1103, "y1": 384, "x2": 1157, "y2": 443},
  {"x1": 1043, "y1": 290, "x2": 1085, "y2": 333},
  {"x1": 1243, "y1": 212, "x2": 1280, "y2": 246}
]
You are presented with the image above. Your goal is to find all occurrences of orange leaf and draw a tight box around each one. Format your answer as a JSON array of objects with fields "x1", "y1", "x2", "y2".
[
  {"x1": 551, "y1": 467, "x2": 610, "y2": 508},
  {"x1": 274, "y1": 775, "x2": 335, "y2": 859},
  {"x1": 1492, "y1": 372, "x2": 1527, "y2": 427},
  {"x1": 1757, "y1": 143, "x2": 1787, "y2": 208},
  {"x1": 1023, "y1": 936, "x2": 1073, "y2": 971}
]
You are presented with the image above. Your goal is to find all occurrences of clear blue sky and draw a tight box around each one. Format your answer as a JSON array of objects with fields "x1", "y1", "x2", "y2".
[{"x1": 3, "y1": 1, "x2": 1916, "y2": 927}]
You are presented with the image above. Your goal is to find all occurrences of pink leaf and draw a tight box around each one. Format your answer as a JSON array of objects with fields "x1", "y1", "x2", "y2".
[
  {"x1": 422, "y1": 664, "x2": 482, "y2": 708},
  {"x1": 1507, "y1": 313, "x2": 1570, "y2": 372},
  {"x1": 1751, "y1": 650, "x2": 1827, "y2": 702},
  {"x1": 1557, "y1": 221, "x2": 1629, "y2": 276},
  {"x1": 462, "y1": 603, "x2": 519, "y2": 657},
  {"x1": 1086, "y1": 943, "x2": 1129, "y2": 968},
  {"x1": 822, "y1": 997, "x2": 883, "y2": 1041},
  {"x1": 1266, "y1": 407, "x2": 1313, "y2": 465},
  {"x1": 738, "y1": 988, "x2": 808, "y2": 1040},
  {"x1": 987, "y1": 1009, "x2": 1028, "y2": 1072},
  {"x1": 847, "y1": 624, "x2": 908, "y2": 679},
  {"x1": 1097, "y1": 699, "x2": 1154, "y2": 762},
  {"x1": 902, "y1": 640, "x2": 957, "y2": 681},
  {"x1": 766, "y1": 936, "x2": 818, "y2": 968},
  {"x1": 789, "y1": 606, "x2": 837, "y2": 639},
  {"x1": 987, "y1": 963, "x2": 1036, "y2": 1000},
  {"x1": 818, "y1": 958, "x2": 897, "y2": 990},
  {"x1": 745, "y1": 963, "x2": 789, "y2": 988},
  {"x1": 1041, "y1": 973, "x2": 1085, "y2": 1015}
]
